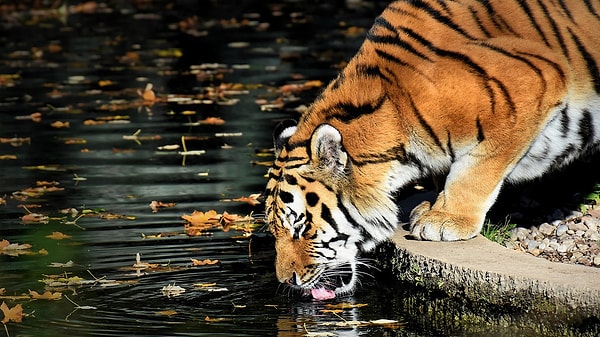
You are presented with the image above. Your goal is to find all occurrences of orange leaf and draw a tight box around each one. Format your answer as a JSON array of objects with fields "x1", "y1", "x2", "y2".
[
  {"x1": 181, "y1": 210, "x2": 220, "y2": 226},
  {"x1": 190, "y1": 258, "x2": 219, "y2": 266},
  {"x1": 0, "y1": 302, "x2": 23, "y2": 323},
  {"x1": 45, "y1": 232, "x2": 72, "y2": 240},
  {"x1": 232, "y1": 193, "x2": 261, "y2": 206},
  {"x1": 29, "y1": 290, "x2": 62, "y2": 300},
  {"x1": 198, "y1": 117, "x2": 225, "y2": 125}
]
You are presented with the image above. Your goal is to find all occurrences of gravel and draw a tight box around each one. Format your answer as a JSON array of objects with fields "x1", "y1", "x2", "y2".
[{"x1": 505, "y1": 207, "x2": 600, "y2": 267}]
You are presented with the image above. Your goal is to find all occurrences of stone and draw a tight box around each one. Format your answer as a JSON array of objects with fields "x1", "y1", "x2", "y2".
[
  {"x1": 594, "y1": 256, "x2": 600, "y2": 266},
  {"x1": 556, "y1": 224, "x2": 569, "y2": 236},
  {"x1": 568, "y1": 221, "x2": 588, "y2": 232},
  {"x1": 526, "y1": 239, "x2": 540, "y2": 251},
  {"x1": 538, "y1": 223, "x2": 555, "y2": 236},
  {"x1": 583, "y1": 216, "x2": 600, "y2": 231}
]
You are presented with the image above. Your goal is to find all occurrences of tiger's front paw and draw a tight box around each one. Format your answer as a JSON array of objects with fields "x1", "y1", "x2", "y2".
[{"x1": 409, "y1": 201, "x2": 479, "y2": 241}]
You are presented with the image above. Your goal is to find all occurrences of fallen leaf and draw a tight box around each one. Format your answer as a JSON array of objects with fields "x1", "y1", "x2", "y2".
[
  {"x1": 182, "y1": 210, "x2": 220, "y2": 226},
  {"x1": 48, "y1": 260, "x2": 75, "y2": 268},
  {"x1": 324, "y1": 303, "x2": 368, "y2": 310},
  {"x1": 190, "y1": 258, "x2": 219, "y2": 266},
  {"x1": 161, "y1": 284, "x2": 185, "y2": 298},
  {"x1": 0, "y1": 239, "x2": 32, "y2": 251},
  {"x1": 29, "y1": 290, "x2": 62, "y2": 300},
  {"x1": 46, "y1": 232, "x2": 72, "y2": 240},
  {"x1": 21, "y1": 213, "x2": 49, "y2": 223},
  {"x1": 155, "y1": 310, "x2": 178, "y2": 316},
  {"x1": 149, "y1": 200, "x2": 176, "y2": 213},
  {"x1": 0, "y1": 302, "x2": 23, "y2": 323},
  {"x1": 229, "y1": 193, "x2": 261, "y2": 206},
  {"x1": 0, "y1": 155, "x2": 17, "y2": 160},
  {"x1": 50, "y1": 121, "x2": 70, "y2": 128}
]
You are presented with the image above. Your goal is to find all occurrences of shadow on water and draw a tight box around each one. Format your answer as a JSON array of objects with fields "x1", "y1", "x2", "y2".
[{"x1": 0, "y1": 1, "x2": 598, "y2": 336}]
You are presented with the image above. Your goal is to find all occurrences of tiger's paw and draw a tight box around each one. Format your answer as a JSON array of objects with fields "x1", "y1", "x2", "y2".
[{"x1": 409, "y1": 201, "x2": 479, "y2": 241}]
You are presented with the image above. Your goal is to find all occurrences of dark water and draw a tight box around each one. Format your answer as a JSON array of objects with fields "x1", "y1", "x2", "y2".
[{"x1": 1, "y1": 1, "x2": 598, "y2": 337}]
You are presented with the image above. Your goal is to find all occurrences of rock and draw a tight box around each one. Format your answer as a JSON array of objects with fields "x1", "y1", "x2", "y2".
[
  {"x1": 539, "y1": 223, "x2": 555, "y2": 236},
  {"x1": 526, "y1": 239, "x2": 540, "y2": 251},
  {"x1": 568, "y1": 221, "x2": 588, "y2": 232},
  {"x1": 556, "y1": 224, "x2": 568, "y2": 236},
  {"x1": 594, "y1": 256, "x2": 600, "y2": 266},
  {"x1": 512, "y1": 227, "x2": 530, "y2": 242},
  {"x1": 583, "y1": 216, "x2": 600, "y2": 231}
]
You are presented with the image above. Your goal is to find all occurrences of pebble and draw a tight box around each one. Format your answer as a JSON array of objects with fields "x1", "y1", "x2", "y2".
[{"x1": 508, "y1": 207, "x2": 600, "y2": 268}]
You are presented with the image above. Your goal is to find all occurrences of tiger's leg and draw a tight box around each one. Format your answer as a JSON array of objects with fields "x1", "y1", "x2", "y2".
[{"x1": 409, "y1": 152, "x2": 511, "y2": 241}]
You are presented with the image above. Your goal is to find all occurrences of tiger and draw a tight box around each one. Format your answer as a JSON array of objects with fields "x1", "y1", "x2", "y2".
[{"x1": 265, "y1": 0, "x2": 600, "y2": 299}]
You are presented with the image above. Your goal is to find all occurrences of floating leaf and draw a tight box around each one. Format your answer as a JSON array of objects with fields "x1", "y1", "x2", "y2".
[
  {"x1": 149, "y1": 200, "x2": 176, "y2": 213},
  {"x1": 29, "y1": 290, "x2": 62, "y2": 300},
  {"x1": 161, "y1": 284, "x2": 185, "y2": 298},
  {"x1": 0, "y1": 302, "x2": 23, "y2": 323},
  {"x1": 46, "y1": 232, "x2": 72, "y2": 240},
  {"x1": 190, "y1": 258, "x2": 219, "y2": 266},
  {"x1": 155, "y1": 310, "x2": 178, "y2": 316}
]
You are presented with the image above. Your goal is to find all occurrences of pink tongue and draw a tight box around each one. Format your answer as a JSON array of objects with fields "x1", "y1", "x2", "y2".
[{"x1": 310, "y1": 287, "x2": 336, "y2": 300}]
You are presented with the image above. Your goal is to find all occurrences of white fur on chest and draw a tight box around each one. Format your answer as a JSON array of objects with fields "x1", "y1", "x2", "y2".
[{"x1": 508, "y1": 94, "x2": 600, "y2": 183}]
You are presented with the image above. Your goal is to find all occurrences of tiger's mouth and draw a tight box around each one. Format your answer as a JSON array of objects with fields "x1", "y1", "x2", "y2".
[{"x1": 300, "y1": 262, "x2": 357, "y2": 300}]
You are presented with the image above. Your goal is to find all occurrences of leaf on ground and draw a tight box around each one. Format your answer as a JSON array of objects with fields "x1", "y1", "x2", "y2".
[
  {"x1": 46, "y1": 232, "x2": 72, "y2": 240},
  {"x1": 50, "y1": 121, "x2": 70, "y2": 128},
  {"x1": 149, "y1": 200, "x2": 176, "y2": 213},
  {"x1": 0, "y1": 302, "x2": 23, "y2": 323},
  {"x1": 29, "y1": 290, "x2": 62, "y2": 300},
  {"x1": 190, "y1": 258, "x2": 219, "y2": 266}
]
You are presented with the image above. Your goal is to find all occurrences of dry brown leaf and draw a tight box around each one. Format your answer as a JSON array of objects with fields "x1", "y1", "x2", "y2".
[
  {"x1": 29, "y1": 290, "x2": 62, "y2": 300},
  {"x1": 50, "y1": 121, "x2": 70, "y2": 128},
  {"x1": 0, "y1": 302, "x2": 23, "y2": 323},
  {"x1": 45, "y1": 232, "x2": 72, "y2": 240},
  {"x1": 21, "y1": 213, "x2": 49, "y2": 223}
]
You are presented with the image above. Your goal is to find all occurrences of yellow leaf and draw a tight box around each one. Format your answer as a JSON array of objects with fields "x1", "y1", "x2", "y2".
[{"x1": 155, "y1": 310, "x2": 178, "y2": 316}]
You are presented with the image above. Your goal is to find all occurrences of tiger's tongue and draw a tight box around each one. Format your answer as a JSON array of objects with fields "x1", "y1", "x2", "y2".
[{"x1": 310, "y1": 287, "x2": 336, "y2": 300}]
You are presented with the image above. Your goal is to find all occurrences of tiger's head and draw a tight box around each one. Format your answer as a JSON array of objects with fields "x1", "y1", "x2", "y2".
[{"x1": 265, "y1": 121, "x2": 400, "y2": 299}]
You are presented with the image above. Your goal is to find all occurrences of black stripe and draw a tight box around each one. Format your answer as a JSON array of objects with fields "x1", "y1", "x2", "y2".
[
  {"x1": 407, "y1": 94, "x2": 445, "y2": 152},
  {"x1": 516, "y1": 0, "x2": 551, "y2": 47},
  {"x1": 568, "y1": 28, "x2": 600, "y2": 94},
  {"x1": 476, "y1": 117, "x2": 485, "y2": 142},
  {"x1": 468, "y1": 5, "x2": 492, "y2": 38},
  {"x1": 556, "y1": 0, "x2": 573, "y2": 20},
  {"x1": 366, "y1": 17, "x2": 432, "y2": 62},
  {"x1": 408, "y1": 0, "x2": 476, "y2": 40},
  {"x1": 336, "y1": 199, "x2": 373, "y2": 243},
  {"x1": 329, "y1": 94, "x2": 387, "y2": 123},
  {"x1": 583, "y1": 0, "x2": 600, "y2": 21},
  {"x1": 559, "y1": 104, "x2": 570, "y2": 137},
  {"x1": 356, "y1": 64, "x2": 392, "y2": 83},
  {"x1": 579, "y1": 110, "x2": 595, "y2": 145},
  {"x1": 536, "y1": 0, "x2": 570, "y2": 59},
  {"x1": 446, "y1": 130, "x2": 455, "y2": 161}
]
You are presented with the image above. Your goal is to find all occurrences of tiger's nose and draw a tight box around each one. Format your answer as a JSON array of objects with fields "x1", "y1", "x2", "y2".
[{"x1": 284, "y1": 272, "x2": 299, "y2": 285}]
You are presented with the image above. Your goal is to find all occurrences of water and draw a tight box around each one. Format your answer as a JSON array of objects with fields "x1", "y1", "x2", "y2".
[
  {"x1": 1, "y1": 1, "x2": 599, "y2": 336},
  {"x1": 0, "y1": 1, "x2": 410, "y2": 336}
]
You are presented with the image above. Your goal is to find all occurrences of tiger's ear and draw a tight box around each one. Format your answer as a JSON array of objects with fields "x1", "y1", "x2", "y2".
[
  {"x1": 273, "y1": 120, "x2": 297, "y2": 156},
  {"x1": 310, "y1": 124, "x2": 348, "y2": 175}
]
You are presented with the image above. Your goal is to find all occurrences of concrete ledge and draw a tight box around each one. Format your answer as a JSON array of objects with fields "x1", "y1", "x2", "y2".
[{"x1": 378, "y1": 225, "x2": 600, "y2": 329}]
